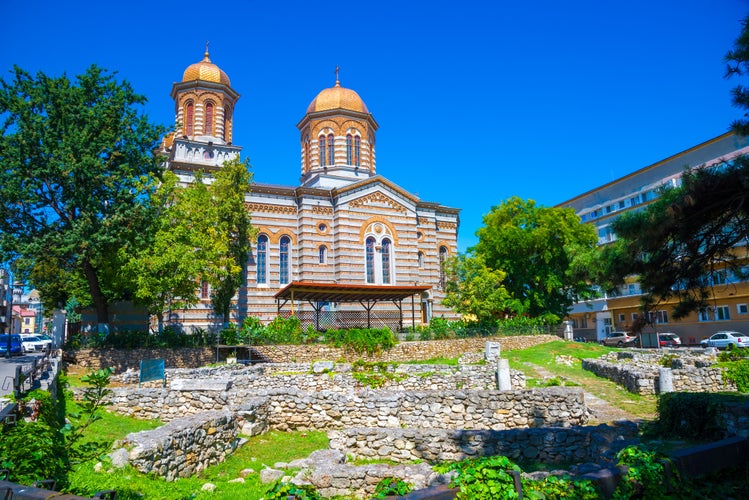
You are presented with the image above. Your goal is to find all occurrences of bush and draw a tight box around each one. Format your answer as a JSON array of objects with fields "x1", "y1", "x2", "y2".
[
  {"x1": 650, "y1": 392, "x2": 740, "y2": 440},
  {"x1": 724, "y1": 359, "x2": 749, "y2": 392}
]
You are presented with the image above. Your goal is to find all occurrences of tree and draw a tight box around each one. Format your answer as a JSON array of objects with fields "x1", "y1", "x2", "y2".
[
  {"x1": 725, "y1": 13, "x2": 749, "y2": 135},
  {"x1": 442, "y1": 254, "x2": 513, "y2": 322},
  {"x1": 600, "y1": 158, "x2": 749, "y2": 319},
  {"x1": 207, "y1": 157, "x2": 255, "y2": 325},
  {"x1": 0, "y1": 65, "x2": 166, "y2": 332},
  {"x1": 448, "y1": 197, "x2": 598, "y2": 323}
]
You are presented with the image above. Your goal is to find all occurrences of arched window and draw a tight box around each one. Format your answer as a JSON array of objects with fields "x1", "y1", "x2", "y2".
[
  {"x1": 381, "y1": 239, "x2": 391, "y2": 284},
  {"x1": 256, "y1": 235, "x2": 268, "y2": 284},
  {"x1": 365, "y1": 237, "x2": 376, "y2": 284},
  {"x1": 279, "y1": 236, "x2": 291, "y2": 285},
  {"x1": 185, "y1": 102, "x2": 194, "y2": 136},
  {"x1": 319, "y1": 245, "x2": 327, "y2": 264},
  {"x1": 200, "y1": 280, "x2": 209, "y2": 299},
  {"x1": 417, "y1": 251, "x2": 424, "y2": 269},
  {"x1": 304, "y1": 135, "x2": 310, "y2": 171},
  {"x1": 319, "y1": 136, "x2": 326, "y2": 166},
  {"x1": 205, "y1": 102, "x2": 214, "y2": 136},
  {"x1": 439, "y1": 246, "x2": 448, "y2": 289},
  {"x1": 354, "y1": 136, "x2": 361, "y2": 166},
  {"x1": 223, "y1": 105, "x2": 232, "y2": 141},
  {"x1": 327, "y1": 134, "x2": 334, "y2": 166},
  {"x1": 346, "y1": 134, "x2": 353, "y2": 164}
]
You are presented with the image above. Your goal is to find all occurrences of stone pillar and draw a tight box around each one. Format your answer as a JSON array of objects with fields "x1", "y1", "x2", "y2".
[
  {"x1": 497, "y1": 358, "x2": 512, "y2": 390},
  {"x1": 563, "y1": 320, "x2": 574, "y2": 341},
  {"x1": 658, "y1": 367, "x2": 673, "y2": 394},
  {"x1": 485, "y1": 341, "x2": 500, "y2": 361}
]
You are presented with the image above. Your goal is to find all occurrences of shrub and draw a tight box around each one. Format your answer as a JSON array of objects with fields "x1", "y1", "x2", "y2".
[
  {"x1": 612, "y1": 445, "x2": 678, "y2": 500},
  {"x1": 651, "y1": 392, "x2": 736, "y2": 440},
  {"x1": 373, "y1": 477, "x2": 413, "y2": 498},
  {"x1": 723, "y1": 359, "x2": 749, "y2": 392}
]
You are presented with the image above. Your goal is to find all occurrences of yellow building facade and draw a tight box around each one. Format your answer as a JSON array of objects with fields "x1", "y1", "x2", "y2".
[{"x1": 560, "y1": 133, "x2": 749, "y2": 345}]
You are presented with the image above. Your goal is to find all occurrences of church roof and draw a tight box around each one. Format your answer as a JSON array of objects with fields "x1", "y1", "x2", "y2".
[
  {"x1": 182, "y1": 50, "x2": 231, "y2": 86},
  {"x1": 307, "y1": 78, "x2": 368, "y2": 114}
]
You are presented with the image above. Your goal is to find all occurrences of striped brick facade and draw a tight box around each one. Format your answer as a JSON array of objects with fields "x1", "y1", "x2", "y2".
[{"x1": 164, "y1": 54, "x2": 460, "y2": 332}]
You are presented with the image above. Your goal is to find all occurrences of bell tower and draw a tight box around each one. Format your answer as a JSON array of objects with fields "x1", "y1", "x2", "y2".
[{"x1": 165, "y1": 46, "x2": 242, "y2": 176}]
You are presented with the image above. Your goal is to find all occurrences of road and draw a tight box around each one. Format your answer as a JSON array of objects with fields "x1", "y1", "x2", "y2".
[{"x1": 0, "y1": 351, "x2": 46, "y2": 397}]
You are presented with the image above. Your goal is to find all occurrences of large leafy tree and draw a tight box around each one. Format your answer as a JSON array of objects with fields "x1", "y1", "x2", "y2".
[
  {"x1": 205, "y1": 157, "x2": 255, "y2": 326},
  {"x1": 443, "y1": 254, "x2": 512, "y2": 322},
  {"x1": 447, "y1": 197, "x2": 598, "y2": 323},
  {"x1": 124, "y1": 158, "x2": 254, "y2": 330},
  {"x1": 0, "y1": 65, "x2": 166, "y2": 331}
]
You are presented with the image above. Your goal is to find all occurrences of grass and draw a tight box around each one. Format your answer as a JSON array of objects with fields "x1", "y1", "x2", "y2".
[
  {"x1": 503, "y1": 340, "x2": 658, "y2": 419},
  {"x1": 66, "y1": 429, "x2": 329, "y2": 500}
]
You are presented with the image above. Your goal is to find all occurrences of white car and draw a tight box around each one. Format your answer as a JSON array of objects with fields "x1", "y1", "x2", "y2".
[
  {"x1": 20, "y1": 334, "x2": 46, "y2": 353},
  {"x1": 700, "y1": 331, "x2": 749, "y2": 349}
]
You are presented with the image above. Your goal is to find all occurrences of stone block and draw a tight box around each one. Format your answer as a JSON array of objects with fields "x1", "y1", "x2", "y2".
[{"x1": 171, "y1": 378, "x2": 232, "y2": 391}]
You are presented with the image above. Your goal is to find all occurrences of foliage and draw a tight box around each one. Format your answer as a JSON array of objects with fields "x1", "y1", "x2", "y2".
[
  {"x1": 63, "y1": 367, "x2": 115, "y2": 463},
  {"x1": 373, "y1": 477, "x2": 413, "y2": 498},
  {"x1": 443, "y1": 254, "x2": 512, "y2": 321},
  {"x1": 65, "y1": 325, "x2": 215, "y2": 349},
  {"x1": 265, "y1": 481, "x2": 322, "y2": 500},
  {"x1": 0, "y1": 417, "x2": 67, "y2": 487},
  {"x1": 437, "y1": 455, "x2": 523, "y2": 499},
  {"x1": 650, "y1": 392, "x2": 734, "y2": 440},
  {"x1": 323, "y1": 327, "x2": 396, "y2": 355},
  {"x1": 265, "y1": 315, "x2": 304, "y2": 343},
  {"x1": 496, "y1": 315, "x2": 552, "y2": 335},
  {"x1": 718, "y1": 344, "x2": 748, "y2": 362},
  {"x1": 597, "y1": 156, "x2": 749, "y2": 319},
  {"x1": 612, "y1": 446, "x2": 677, "y2": 500},
  {"x1": 723, "y1": 359, "x2": 749, "y2": 392},
  {"x1": 350, "y1": 360, "x2": 405, "y2": 389},
  {"x1": 0, "y1": 65, "x2": 166, "y2": 325},
  {"x1": 206, "y1": 157, "x2": 256, "y2": 324},
  {"x1": 658, "y1": 354, "x2": 678, "y2": 368},
  {"x1": 725, "y1": 13, "x2": 749, "y2": 135},
  {"x1": 522, "y1": 474, "x2": 599, "y2": 499},
  {"x1": 456, "y1": 197, "x2": 598, "y2": 323}
]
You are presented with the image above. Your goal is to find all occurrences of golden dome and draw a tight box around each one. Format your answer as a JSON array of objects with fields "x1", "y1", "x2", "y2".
[
  {"x1": 307, "y1": 79, "x2": 368, "y2": 114},
  {"x1": 182, "y1": 51, "x2": 230, "y2": 86}
]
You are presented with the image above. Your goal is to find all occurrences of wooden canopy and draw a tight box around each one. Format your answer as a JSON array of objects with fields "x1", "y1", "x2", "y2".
[{"x1": 274, "y1": 281, "x2": 431, "y2": 330}]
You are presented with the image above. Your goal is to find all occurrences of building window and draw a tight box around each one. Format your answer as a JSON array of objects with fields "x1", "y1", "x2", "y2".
[
  {"x1": 200, "y1": 280, "x2": 209, "y2": 299},
  {"x1": 648, "y1": 310, "x2": 668, "y2": 324},
  {"x1": 319, "y1": 245, "x2": 327, "y2": 264},
  {"x1": 417, "y1": 251, "x2": 424, "y2": 269},
  {"x1": 439, "y1": 246, "x2": 448, "y2": 290},
  {"x1": 699, "y1": 306, "x2": 729, "y2": 321},
  {"x1": 346, "y1": 134, "x2": 353, "y2": 164},
  {"x1": 279, "y1": 236, "x2": 290, "y2": 285},
  {"x1": 738, "y1": 304, "x2": 748, "y2": 315},
  {"x1": 618, "y1": 313, "x2": 625, "y2": 323},
  {"x1": 319, "y1": 136, "x2": 326, "y2": 166},
  {"x1": 185, "y1": 102, "x2": 194, "y2": 136},
  {"x1": 631, "y1": 312, "x2": 639, "y2": 322},
  {"x1": 381, "y1": 239, "x2": 391, "y2": 284},
  {"x1": 365, "y1": 237, "x2": 375, "y2": 283},
  {"x1": 354, "y1": 136, "x2": 361, "y2": 166},
  {"x1": 327, "y1": 134, "x2": 334, "y2": 166},
  {"x1": 256, "y1": 235, "x2": 268, "y2": 284},
  {"x1": 223, "y1": 104, "x2": 232, "y2": 141},
  {"x1": 716, "y1": 305, "x2": 730, "y2": 321},
  {"x1": 205, "y1": 102, "x2": 214, "y2": 136}
]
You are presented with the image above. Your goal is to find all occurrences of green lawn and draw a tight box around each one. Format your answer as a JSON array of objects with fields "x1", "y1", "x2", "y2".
[{"x1": 504, "y1": 340, "x2": 657, "y2": 419}]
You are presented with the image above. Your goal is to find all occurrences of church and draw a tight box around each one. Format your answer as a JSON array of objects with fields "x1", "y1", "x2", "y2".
[{"x1": 162, "y1": 50, "x2": 460, "y2": 332}]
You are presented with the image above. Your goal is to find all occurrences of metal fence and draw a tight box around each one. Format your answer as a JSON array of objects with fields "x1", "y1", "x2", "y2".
[{"x1": 279, "y1": 309, "x2": 405, "y2": 331}]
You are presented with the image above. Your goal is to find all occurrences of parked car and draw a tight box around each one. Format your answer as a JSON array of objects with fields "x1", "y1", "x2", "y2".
[
  {"x1": 20, "y1": 334, "x2": 46, "y2": 353},
  {"x1": 31, "y1": 334, "x2": 53, "y2": 351},
  {"x1": 0, "y1": 334, "x2": 23, "y2": 356},
  {"x1": 658, "y1": 332, "x2": 682, "y2": 347},
  {"x1": 601, "y1": 331, "x2": 637, "y2": 347},
  {"x1": 700, "y1": 331, "x2": 749, "y2": 349}
]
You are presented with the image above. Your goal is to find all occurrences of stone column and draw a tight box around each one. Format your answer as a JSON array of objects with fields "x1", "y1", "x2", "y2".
[
  {"x1": 485, "y1": 341, "x2": 500, "y2": 362},
  {"x1": 658, "y1": 367, "x2": 674, "y2": 394},
  {"x1": 497, "y1": 358, "x2": 512, "y2": 390}
]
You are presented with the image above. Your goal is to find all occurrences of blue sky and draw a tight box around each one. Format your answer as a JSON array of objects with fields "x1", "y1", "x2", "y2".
[{"x1": 3, "y1": 0, "x2": 748, "y2": 252}]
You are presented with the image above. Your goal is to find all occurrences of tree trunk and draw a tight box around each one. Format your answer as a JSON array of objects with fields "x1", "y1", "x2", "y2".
[{"x1": 82, "y1": 258, "x2": 110, "y2": 332}]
